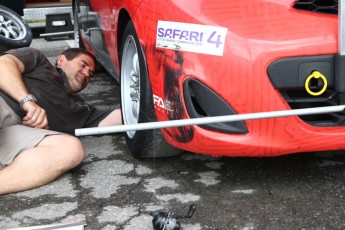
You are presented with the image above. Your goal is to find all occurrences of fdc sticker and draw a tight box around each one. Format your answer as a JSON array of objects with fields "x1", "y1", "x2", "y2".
[{"x1": 156, "y1": 20, "x2": 228, "y2": 56}]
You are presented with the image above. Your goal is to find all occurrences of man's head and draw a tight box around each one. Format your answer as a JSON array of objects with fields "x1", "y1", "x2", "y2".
[{"x1": 56, "y1": 48, "x2": 96, "y2": 93}]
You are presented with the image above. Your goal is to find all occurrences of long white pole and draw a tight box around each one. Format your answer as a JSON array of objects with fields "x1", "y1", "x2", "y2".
[
  {"x1": 340, "y1": 0, "x2": 345, "y2": 55},
  {"x1": 75, "y1": 105, "x2": 345, "y2": 136}
]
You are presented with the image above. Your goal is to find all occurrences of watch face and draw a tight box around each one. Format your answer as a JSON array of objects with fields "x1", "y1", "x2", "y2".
[{"x1": 28, "y1": 95, "x2": 36, "y2": 101}]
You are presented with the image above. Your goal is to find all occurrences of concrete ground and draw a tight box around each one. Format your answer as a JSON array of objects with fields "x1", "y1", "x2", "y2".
[{"x1": 2, "y1": 35, "x2": 345, "y2": 230}]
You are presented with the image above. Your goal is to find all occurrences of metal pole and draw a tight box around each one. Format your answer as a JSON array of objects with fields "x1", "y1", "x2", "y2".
[
  {"x1": 340, "y1": 0, "x2": 345, "y2": 55},
  {"x1": 40, "y1": 31, "x2": 74, "y2": 37},
  {"x1": 336, "y1": 0, "x2": 345, "y2": 103},
  {"x1": 75, "y1": 105, "x2": 345, "y2": 136}
]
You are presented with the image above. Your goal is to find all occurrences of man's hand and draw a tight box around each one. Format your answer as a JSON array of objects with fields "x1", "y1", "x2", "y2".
[{"x1": 22, "y1": 102, "x2": 49, "y2": 129}]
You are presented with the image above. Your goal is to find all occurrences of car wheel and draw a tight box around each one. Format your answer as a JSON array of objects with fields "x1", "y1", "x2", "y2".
[
  {"x1": 0, "y1": 5, "x2": 32, "y2": 54},
  {"x1": 120, "y1": 21, "x2": 181, "y2": 158}
]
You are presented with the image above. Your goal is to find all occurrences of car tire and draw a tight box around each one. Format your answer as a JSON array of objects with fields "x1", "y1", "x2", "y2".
[
  {"x1": 120, "y1": 20, "x2": 181, "y2": 158},
  {"x1": 0, "y1": 5, "x2": 32, "y2": 54}
]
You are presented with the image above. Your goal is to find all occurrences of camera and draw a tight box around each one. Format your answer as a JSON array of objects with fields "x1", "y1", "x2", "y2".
[{"x1": 150, "y1": 204, "x2": 196, "y2": 230}]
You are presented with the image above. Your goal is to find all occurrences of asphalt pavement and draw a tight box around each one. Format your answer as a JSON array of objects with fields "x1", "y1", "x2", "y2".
[{"x1": 2, "y1": 33, "x2": 345, "y2": 230}]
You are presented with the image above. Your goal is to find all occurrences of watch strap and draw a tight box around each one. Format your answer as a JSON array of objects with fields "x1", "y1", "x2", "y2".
[{"x1": 20, "y1": 94, "x2": 37, "y2": 110}]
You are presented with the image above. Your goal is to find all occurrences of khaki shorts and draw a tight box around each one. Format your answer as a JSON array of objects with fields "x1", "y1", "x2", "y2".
[{"x1": 0, "y1": 97, "x2": 61, "y2": 169}]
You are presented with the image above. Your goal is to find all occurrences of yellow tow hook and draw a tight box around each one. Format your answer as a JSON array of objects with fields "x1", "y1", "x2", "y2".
[{"x1": 305, "y1": 71, "x2": 328, "y2": 96}]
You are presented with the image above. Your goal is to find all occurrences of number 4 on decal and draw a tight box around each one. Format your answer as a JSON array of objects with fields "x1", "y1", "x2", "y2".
[{"x1": 207, "y1": 31, "x2": 223, "y2": 48}]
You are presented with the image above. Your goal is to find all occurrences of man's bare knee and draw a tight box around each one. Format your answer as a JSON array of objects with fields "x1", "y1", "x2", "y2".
[{"x1": 38, "y1": 134, "x2": 85, "y2": 169}]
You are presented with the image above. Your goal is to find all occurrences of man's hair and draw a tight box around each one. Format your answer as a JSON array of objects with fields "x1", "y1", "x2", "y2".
[{"x1": 56, "y1": 48, "x2": 96, "y2": 66}]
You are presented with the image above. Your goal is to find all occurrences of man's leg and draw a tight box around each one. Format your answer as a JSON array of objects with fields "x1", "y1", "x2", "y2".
[{"x1": 0, "y1": 134, "x2": 85, "y2": 196}]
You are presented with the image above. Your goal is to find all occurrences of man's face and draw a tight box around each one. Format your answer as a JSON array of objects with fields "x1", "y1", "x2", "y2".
[{"x1": 57, "y1": 53, "x2": 95, "y2": 93}]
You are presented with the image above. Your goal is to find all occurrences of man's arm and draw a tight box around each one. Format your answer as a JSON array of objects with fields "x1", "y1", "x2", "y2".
[
  {"x1": 0, "y1": 54, "x2": 48, "y2": 129},
  {"x1": 98, "y1": 109, "x2": 122, "y2": 127},
  {"x1": 0, "y1": 54, "x2": 27, "y2": 102}
]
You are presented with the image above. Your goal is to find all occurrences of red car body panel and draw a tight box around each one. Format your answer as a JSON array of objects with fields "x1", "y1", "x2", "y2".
[{"x1": 78, "y1": 0, "x2": 344, "y2": 157}]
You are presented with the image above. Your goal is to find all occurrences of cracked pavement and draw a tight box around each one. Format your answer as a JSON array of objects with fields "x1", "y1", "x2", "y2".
[{"x1": 2, "y1": 36, "x2": 345, "y2": 230}]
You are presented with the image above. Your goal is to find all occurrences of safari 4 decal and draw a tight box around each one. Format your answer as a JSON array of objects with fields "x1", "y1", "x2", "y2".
[{"x1": 156, "y1": 20, "x2": 228, "y2": 56}]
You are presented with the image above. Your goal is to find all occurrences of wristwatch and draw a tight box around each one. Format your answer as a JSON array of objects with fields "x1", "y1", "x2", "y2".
[{"x1": 20, "y1": 94, "x2": 37, "y2": 110}]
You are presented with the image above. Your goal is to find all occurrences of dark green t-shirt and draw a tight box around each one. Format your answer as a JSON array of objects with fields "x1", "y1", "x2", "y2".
[{"x1": 0, "y1": 47, "x2": 112, "y2": 135}]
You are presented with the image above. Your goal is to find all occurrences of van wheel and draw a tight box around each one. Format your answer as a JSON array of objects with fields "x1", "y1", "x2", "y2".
[{"x1": 0, "y1": 5, "x2": 32, "y2": 53}]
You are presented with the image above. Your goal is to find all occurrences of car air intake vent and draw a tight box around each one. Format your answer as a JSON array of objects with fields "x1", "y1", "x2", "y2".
[
  {"x1": 183, "y1": 78, "x2": 248, "y2": 134},
  {"x1": 293, "y1": 0, "x2": 338, "y2": 15}
]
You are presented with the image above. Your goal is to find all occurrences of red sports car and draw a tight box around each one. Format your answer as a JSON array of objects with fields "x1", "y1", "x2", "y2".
[{"x1": 73, "y1": 0, "x2": 344, "y2": 158}]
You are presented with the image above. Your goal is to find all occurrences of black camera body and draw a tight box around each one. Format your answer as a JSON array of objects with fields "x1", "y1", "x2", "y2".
[
  {"x1": 152, "y1": 211, "x2": 180, "y2": 230},
  {"x1": 150, "y1": 204, "x2": 196, "y2": 230}
]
